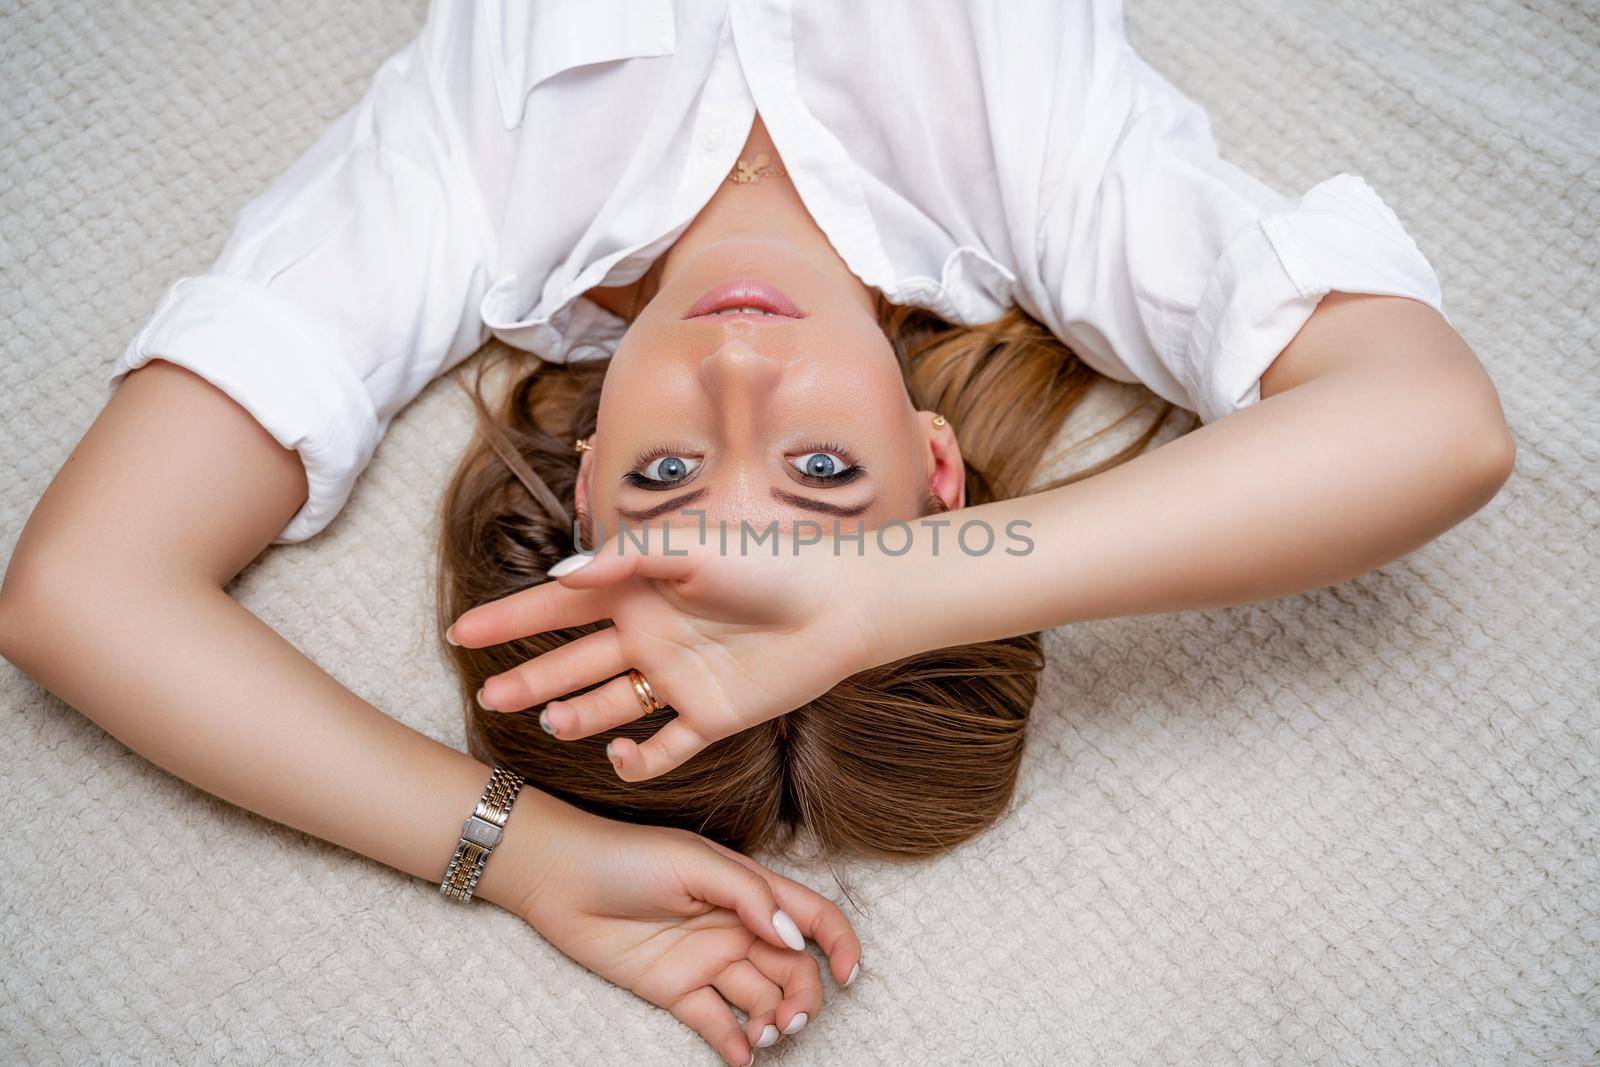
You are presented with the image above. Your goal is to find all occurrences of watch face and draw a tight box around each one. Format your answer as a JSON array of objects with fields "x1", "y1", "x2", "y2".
[{"x1": 462, "y1": 814, "x2": 503, "y2": 848}]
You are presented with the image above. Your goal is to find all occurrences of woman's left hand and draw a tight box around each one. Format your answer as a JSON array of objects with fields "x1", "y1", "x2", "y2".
[
  {"x1": 448, "y1": 536, "x2": 889, "y2": 781},
  {"x1": 512, "y1": 803, "x2": 863, "y2": 1064}
]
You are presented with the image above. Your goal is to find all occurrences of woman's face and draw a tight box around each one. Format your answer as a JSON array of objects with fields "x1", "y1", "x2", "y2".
[{"x1": 577, "y1": 238, "x2": 965, "y2": 539}]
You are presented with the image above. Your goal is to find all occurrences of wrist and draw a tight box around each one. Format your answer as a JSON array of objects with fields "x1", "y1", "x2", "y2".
[
  {"x1": 846, "y1": 509, "x2": 1032, "y2": 665},
  {"x1": 836, "y1": 537, "x2": 933, "y2": 669},
  {"x1": 470, "y1": 784, "x2": 581, "y2": 919}
]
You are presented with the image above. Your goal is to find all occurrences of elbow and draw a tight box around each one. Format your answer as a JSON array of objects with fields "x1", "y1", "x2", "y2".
[
  {"x1": 0, "y1": 558, "x2": 51, "y2": 669},
  {"x1": 0, "y1": 574, "x2": 31, "y2": 669},
  {"x1": 1475, "y1": 419, "x2": 1517, "y2": 499},
  {"x1": 0, "y1": 549, "x2": 83, "y2": 670},
  {"x1": 1447, "y1": 387, "x2": 1516, "y2": 513}
]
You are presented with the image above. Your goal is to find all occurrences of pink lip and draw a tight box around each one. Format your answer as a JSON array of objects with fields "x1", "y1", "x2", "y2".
[{"x1": 683, "y1": 279, "x2": 807, "y2": 320}]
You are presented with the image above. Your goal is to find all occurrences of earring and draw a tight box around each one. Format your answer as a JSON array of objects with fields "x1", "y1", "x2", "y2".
[
  {"x1": 574, "y1": 437, "x2": 593, "y2": 453},
  {"x1": 932, "y1": 414, "x2": 948, "y2": 427}
]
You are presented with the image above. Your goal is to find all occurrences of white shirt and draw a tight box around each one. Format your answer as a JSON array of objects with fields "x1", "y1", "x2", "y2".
[{"x1": 110, "y1": 0, "x2": 1447, "y2": 545}]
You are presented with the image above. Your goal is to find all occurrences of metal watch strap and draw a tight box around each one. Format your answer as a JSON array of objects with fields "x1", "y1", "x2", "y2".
[{"x1": 439, "y1": 765, "x2": 525, "y2": 903}]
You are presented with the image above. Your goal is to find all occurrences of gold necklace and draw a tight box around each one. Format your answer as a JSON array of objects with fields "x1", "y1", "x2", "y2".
[{"x1": 727, "y1": 152, "x2": 787, "y2": 184}]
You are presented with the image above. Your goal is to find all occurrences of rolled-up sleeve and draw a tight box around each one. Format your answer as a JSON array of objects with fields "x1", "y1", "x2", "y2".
[
  {"x1": 1026, "y1": 3, "x2": 1447, "y2": 426},
  {"x1": 109, "y1": 0, "x2": 496, "y2": 544}
]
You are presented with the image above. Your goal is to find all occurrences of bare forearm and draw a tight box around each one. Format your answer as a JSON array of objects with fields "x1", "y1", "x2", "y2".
[
  {"x1": 869, "y1": 321, "x2": 1514, "y2": 660},
  {"x1": 0, "y1": 574, "x2": 557, "y2": 914}
]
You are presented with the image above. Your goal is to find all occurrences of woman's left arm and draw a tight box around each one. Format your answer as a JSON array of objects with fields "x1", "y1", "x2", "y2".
[
  {"x1": 828, "y1": 2, "x2": 1511, "y2": 656},
  {"x1": 457, "y1": 290, "x2": 1513, "y2": 782},
  {"x1": 859, "y1": 290, "x2": 1515, "y2": 662}
]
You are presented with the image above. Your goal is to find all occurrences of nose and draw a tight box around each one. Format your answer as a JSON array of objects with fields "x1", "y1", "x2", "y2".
[
  {"x1": 698, "y1": 339, "x2": 784, "y2": 419},
  {"x1": 694, "y1": 340, "x2": 785, "y2": 514}
]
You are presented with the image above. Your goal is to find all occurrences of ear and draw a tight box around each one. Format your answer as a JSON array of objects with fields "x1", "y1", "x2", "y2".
[
  {"x1": 924, "y1": 413, "x2": 966, "y2": 511},
  {"x1": 574, "y1": 442, "x2": 594, "y2": 518}
]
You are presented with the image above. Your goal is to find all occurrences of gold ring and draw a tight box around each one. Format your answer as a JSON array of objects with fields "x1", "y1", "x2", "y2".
[{"x1": 628, "y1": 669, "x2": 665, "y2": 716}]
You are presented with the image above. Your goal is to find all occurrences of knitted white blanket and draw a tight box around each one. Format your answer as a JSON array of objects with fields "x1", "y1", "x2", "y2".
[{"x1": 2, "y1": 1, "x2": 1595, "y2": 1061}]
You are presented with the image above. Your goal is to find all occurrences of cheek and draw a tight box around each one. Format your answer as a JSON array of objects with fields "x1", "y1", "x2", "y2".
[
  {"x1": 791, "y1": 334, "x2": 910, "y2": 415},
  {"x1": 837, "y1": 327, "x2": 911, "y2": 407},
  {"x1": 594, "y1": 363, "x2": 641, "y2": 429}
]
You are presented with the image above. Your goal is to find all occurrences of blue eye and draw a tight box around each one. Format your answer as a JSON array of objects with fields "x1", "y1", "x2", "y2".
[
  {"x1": 789, "y1": 449, "x2": 862, "y2": 485},
  {"x1": 640, "y1": 454, "x2": 698, "y2": 483},
  {"x1": 795, "y1": 452, "x2": 841, "y2": 478}
]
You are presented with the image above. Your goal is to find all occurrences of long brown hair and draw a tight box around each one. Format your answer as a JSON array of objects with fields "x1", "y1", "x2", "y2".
[{"x1": 435, "y1": 300, "x2": 1189, "y2": 858}]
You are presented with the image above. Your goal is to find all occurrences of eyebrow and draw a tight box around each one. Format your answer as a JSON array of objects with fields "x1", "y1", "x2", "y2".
[
  {"x1": 769, "y1": 489, "x2": 875, "y2": 517},
  {"x1": 615, "y1": 486, "x2": 876, "y2": 523},
  {"x1": 616, "y1": 488, "x2": 709, "y2": 522}
]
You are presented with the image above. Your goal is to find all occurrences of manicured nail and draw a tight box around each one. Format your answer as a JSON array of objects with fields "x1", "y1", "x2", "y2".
[
  {"x1": 475, "y1": 687, "x2": 492, "y2": 710},
  {"x1": 755, "y1": 1024, "x2": 779, "y2": 1048},
  {"x1": 844, "y1": 961, "x2": 860, "y2": 987},
  {"x1": 538, "y1": 708, "x2": 558, "y2": 736},
  {"x1": 444, "y1": 624, "x2": 460, "y2": 646},
  {"x1": 782, "y1": 1012, "x2": 807, "y2": 1036},
  {"x1": 547, "y1": 553, "x2": 593, "y2": 578},
  {"x1": 606, "y1": 740, "x2": 621, "y2": 763},
  {"x1": 772, "y1": 909, "x2": 804, "y2": 951}
]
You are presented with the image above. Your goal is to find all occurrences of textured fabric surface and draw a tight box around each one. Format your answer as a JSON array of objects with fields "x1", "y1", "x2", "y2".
[{"x1": 2, "y1": 1, "x2": 1596, "y2": 1063}]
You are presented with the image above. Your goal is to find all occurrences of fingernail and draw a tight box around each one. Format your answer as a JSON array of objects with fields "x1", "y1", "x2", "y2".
[
  {"x1": 547, "y1": 553, "x2": 593, "y2": 578},
  {"x1": 772, "y1": 909, "x2": 804, "y2": 951},
  {"x1": 475, "y1": 686, "x2": 492, "y2": 710},
  {"x1": 539, "y1": 708, "x2": 558, "y2": 736},
  {"x1": 844, "y1": 961, "x2": 860, "y2": 987},
  {"x1": 782, "y1": 1012, "x2": 807, "y2": 1036},
  {"x1": 756, "y1": 1024, "x2": 779, "y2": 1048},
  {"x1": 445, "y1": 624, "x2": 460, "y2": 646},
  {"x1": 606, "y1": 740, "x2": 621, "y2": 763}
]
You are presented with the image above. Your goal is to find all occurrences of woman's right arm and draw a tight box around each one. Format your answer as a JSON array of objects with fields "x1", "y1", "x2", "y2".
[
  {"x1": 0, "y1": 360, "x2": 860, "y2": 1065},
  {"x1": 0, "y1": 359, "x2": 532, "y2": 902}
]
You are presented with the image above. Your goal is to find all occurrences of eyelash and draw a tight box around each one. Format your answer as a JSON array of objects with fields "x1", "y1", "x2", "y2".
[
  {"x1": 622, "y1": 443, "x2": 704, "y2": 491},
  {"x1": 630, "y1": 443, "x2": 700, "y2": 468},
  {"x1": 792, "y1": 441, "x2": 865, "y2": 487},
  {"x1": 619, "y1": 443, "x2": 866, "y2": 489}
]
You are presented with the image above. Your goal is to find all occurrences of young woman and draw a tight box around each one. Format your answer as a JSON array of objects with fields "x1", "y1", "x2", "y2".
[
  {"x1": 0, "y1": 1, "x2": 1514, "y2": 1065},
  {"x1": 427, "y1": 1, "x2": 1510, "y2": 846}
]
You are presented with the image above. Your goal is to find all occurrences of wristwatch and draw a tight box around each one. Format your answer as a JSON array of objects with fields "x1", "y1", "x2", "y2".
[{"x1": 439, "y1": 765, "x2": 525, "y2": 903}]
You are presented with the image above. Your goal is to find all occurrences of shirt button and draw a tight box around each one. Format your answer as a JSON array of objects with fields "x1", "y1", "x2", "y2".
[{"x1": 698, "y1": 124, "x2": 723, "y2": 150}]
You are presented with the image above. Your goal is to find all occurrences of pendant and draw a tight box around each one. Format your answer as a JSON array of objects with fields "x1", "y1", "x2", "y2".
[{"x1": 729, "y1": 152, "x2": 785, "y2": 184}]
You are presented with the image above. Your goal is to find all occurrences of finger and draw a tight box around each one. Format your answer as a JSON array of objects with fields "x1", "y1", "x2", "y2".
[
  {"x1": 480, "y1": 628, "x2": 625, "y2": 712},
  {"x1": 542, "y1": 673, "x2": 654, "y2": 739},
  {"x1": 546, "y1": 536, "x2": 704, "y2": 590},
  {"x1": 669, "y1": 986, "x2": 753, "y2": 1067},
  {"x1": 705, "y1": 840, "x2": 864, "y2": 987},
  {"x1": 680, "y1": 847, "x2": 810, "y2": 956},
  {"x1": 749, "y1": 938, "x2": 824, "y2": 1038},
  {"x1": 712, "y1": 960, "x2": 784, "y2": 1051},
  {"x1": 448, "y1": 582, "x2": 607, "y2": 647},
  {"x1": 607, "y1": 718, "x2": 712, "y2": 782},
  {"x1": 767, "y1": 875, "x2": 863, "y2": 987}
]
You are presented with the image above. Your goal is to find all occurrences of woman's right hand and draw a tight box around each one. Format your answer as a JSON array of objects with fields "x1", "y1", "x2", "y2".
[
  {"x1": 504, "y1": 799, "x2": 863, "y2": 1065},
  {"x1": 451, "y1": 535, "x2": 894, "y2": 781}
]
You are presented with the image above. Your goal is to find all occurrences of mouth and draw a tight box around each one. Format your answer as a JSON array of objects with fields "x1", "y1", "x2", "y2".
[{"x1": 683, "y1": 279, "x2": 807, "y2": 321}]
